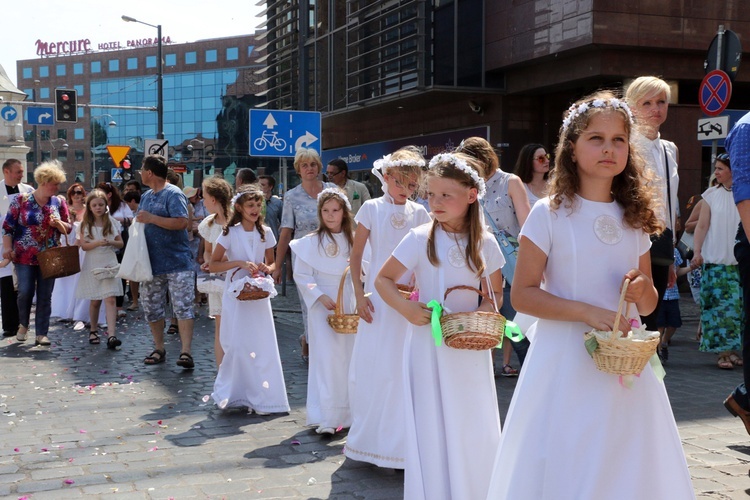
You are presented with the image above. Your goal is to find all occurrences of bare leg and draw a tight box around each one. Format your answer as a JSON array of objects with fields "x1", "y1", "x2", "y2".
[
  {"x1": 104, "y1": 296, "x2": 116, "y2": 335},
  {"x1": 214, "y1": 315, "x2": 223, "y2": 368},
  {"x1": 150, "y1": 318, "x2": 166, "y2": 351},
  {"x1": 177, "y1": 318, "x2": 194, "y2": 354},
  {"x1": 130, "y1": 282, "x2": 139, "y2": 307},
  {"x1": 89, "y1": 300, "x2": 102, "y2": 331}
]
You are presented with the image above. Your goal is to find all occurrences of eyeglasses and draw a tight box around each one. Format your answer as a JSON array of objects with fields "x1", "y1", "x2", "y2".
[
  {"x1": 535, "y1": 154, "x2": 550, "y2": 162},
  {"x1": 326, "y1": 170, "x2": 341, "y2": 179}
]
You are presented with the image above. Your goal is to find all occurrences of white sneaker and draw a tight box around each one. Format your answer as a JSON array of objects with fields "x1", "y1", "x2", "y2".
[
  {"x1": 254, "y1": 409, "x2": 270, "y2": 416},
  {"x1": 16, "y1": 327, "x2": 27, "y2": 342},
  {"x1": 316, "y1": 427, "x2": 336, "y2": 435}
]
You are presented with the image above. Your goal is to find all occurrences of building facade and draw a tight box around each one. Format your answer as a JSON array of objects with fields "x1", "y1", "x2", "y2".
[
  {"x1": 260, "y1": 0, "x2": 750, "y2": 210},
  {"x1": 17, "y1": 33, "x2": 266, "y2": 187}
]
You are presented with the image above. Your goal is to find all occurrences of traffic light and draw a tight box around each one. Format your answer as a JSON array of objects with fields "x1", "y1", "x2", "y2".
[{"x1": 55, "y1": 89, "x2": 78, "y2": 123}]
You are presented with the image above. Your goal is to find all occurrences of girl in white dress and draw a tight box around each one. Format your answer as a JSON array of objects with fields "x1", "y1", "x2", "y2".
[
  {"x1": 75, "y1": 189, "x2": 124, "y2": 349},
  {"x1": 198, "y1": 176, "x2": 233, "y2": 369},
  {"x1": 209, "y1": 186, "x2": 290, "y2": 414},
  {"x1": 346, "y1": 147, "x2": 431, "y2": 468},
  {"x1": 484, "y1": 92, "x2": 694, "y2": 499},
  {"x1": 376, "y1": 152, "x2": 504, "y2": 500},
  {"x1": 290, "y1": 188, "x2": 356, "y2": 436}
]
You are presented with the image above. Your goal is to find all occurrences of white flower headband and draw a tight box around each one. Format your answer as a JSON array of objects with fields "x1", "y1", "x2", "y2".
[
  {"x1": 561, "y1": 97, "x2": 634, "y2": 133},
  {"x1": 318, "y1": 187, "x2": 352, "y2": 211},
  {"x1": 373, "y1": 153, "x2": 426, "y2": 171},
  {"x1": 428, "y1": 153, "x2": 486, "y2": 199},
  {"x1": 231, "y1": 192, "x2": 242, "y2": 205}
]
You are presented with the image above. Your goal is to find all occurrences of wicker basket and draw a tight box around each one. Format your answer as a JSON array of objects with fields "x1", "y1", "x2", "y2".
[
  {"x1": 38, "y1": 235, "x2": 80, "y2": 279},
  {"x1": 583, "y1": 279, "x2": 659, "y2": 375},
  {"x1": 396, "y1": 283, "x2": 414, "y2": 300},
  {"x1": 440, "y1": 285, "x2": 505, "y2": 350},
  {"x1": 327, "y1": 266, "x2": 360, "y2": 334},
  {"x1": 230, "y1": 269, "x2": 271, "y2": 301}
]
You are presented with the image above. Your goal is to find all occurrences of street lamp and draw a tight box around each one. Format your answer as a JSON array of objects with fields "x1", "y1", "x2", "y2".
[
  {"x1": 122, "y1": 15, "x2": 163, "y2": 140},
  {"x1": 48, "y1": 138, "x2": 69, "y2": 150},
  {"x1": 187, "y1": 139, "x2": 207, "y2": 175},
  {"x1": 91, "y1": 114, "x2": 116, "y2": 187}
]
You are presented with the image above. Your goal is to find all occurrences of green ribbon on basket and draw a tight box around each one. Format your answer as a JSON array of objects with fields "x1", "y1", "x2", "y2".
[
  {"x1": 494, "y1": 320, "x2": 525, "y2": 348},
  {"x1": 426, "y1": 300, "x2": 443, "y2": 347}
]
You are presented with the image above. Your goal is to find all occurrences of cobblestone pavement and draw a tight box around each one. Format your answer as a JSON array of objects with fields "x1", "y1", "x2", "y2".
[{"x1": 0, "y1": 285, "x2": 747, "y2": 499}]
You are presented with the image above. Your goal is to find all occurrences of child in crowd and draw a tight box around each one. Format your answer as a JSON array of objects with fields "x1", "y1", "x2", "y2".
[
  {"x1": 375, "y1": 152, "x2": 504, "y2": 499},
  {"x1": 75, "y1": 189, "x2": 124, "y2": 349},
  {"x1": 123, "y1": 190, "x2": 140, "y2": 215},
  {"x1": 484, "y1": 91, "x2": 694, "y2": 498},
  {"x1": 122, "y1": 190, "x2": 141, "y2": 310},
  {"x1": 198, "y1": 176, "x2": 233, "y2": 368},
  {"x1": 290, "y1": 188, "x2": 356, "y2": 436},
  {"x1": 209, "y1": 186, "x2": 289, "y2": 414},
  {"x1": 345, "y1": 147, "x2": 432, "y2": 468},
  {"x1": 656, "y1": 247, "x2": 691, "y2": 362}
]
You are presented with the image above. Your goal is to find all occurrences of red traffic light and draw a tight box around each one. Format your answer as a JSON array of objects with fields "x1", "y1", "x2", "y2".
[
  {"x1": 122, "y1": 159, "x2": 131, "y2": 169},
  {"x1": 61, "y1": 93, "x2": 70, "y2": 102}
]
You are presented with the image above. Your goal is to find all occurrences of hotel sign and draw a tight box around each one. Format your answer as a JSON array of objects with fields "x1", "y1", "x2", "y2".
[{"x1": 35, "y1": 36, "x2": 172, "y2": 57}]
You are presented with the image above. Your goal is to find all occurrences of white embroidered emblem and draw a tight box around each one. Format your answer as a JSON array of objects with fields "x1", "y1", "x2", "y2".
[
  {"x1": 324, "y1": 242, "x2": 339, "y2": 257},
  {"x1": 593, "y1": 215, "x2": 622, "y2": 245},
  {"x1": 390, "y1": 212, "x2": 407, "y2": 230},
  {"x1": 447, "y1": 245, "x2": 466, "y2": 267}
]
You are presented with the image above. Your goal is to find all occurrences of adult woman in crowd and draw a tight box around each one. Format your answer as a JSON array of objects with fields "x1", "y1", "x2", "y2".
[
  {"x1": 625, "y1": 76, "x2": 680, "y2": 330},
  {"x1": 457, "y1": 137, "x2": 531, "y2": 376},
  {"x1": 692, "y1": 154, "x2": 743, "y2": 369},
  {"x1": 272, "y1": 148, "x2": 334, "y2": 361},
  {"x1": 97, "y1": 182, "x2": 133, "y2": 317},
  {"x1": 51, "y1": 183, "x2": 86, "y2": 321},
  {"x1": 514, "y1": 143, "x2": 550, "y2": 207},
  {"x1": 2, "y1": 161, "x2": 72, "y2": 345}
]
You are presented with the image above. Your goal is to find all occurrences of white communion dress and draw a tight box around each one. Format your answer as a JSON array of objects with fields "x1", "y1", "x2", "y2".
[
  {"x1": 345, "y1": 197, "x2": 431, "y2": 468},
  {"x1": 75, "y1": 218, "x2": 124, "y2": 301},
  {"x1": 290, "y1": 231, "x2": 356, "y2": 431},
  {"x1": 485, "y1": 197, "x2": 694, "y2": 499},
  {"x1": 392, "y1": 223, "x2": 504, "y2": 500},
  {"x1": 211, "y1": 224, "x2": 290, "y2": 414},
  {"x1": 50, "y1": 223, "x2": 81, "y2": 319}
]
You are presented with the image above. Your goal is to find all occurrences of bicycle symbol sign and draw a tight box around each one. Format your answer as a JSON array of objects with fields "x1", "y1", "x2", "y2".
[{"x1": 249, "y1": 110, "x2": 322, "y2": 158}]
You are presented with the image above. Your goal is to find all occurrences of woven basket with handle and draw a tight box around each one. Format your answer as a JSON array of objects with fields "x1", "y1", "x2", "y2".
[
  {"x1": 396, "y1": 283, "x2": 414, "y2": 300},
  {"x1": 230, "y1": 269, "x2": 270, "y2": 301},
  {"x1": 327, "y1": 266, "x2": 360, "y2": 334},
  {"x1": 440, "y1": 285, "x2": 505, "y2": 350},
  {"x1": 583, "y1": 279, "x2": 659, "y2": 375},
  {"x1": 38, "y1": 233, "x2": 80, "y2": 280}
]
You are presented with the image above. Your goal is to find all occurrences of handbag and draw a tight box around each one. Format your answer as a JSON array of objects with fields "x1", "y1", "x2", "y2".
[
  {"x1": 481, "y1": 205, "x2": 519, "y2": 286},
  {"x1": 92, "y1": 265, "x2": 121, "y2": 280},
  {"x1": 197, "y1": 273, "x2": 225, "y2": 294},
  {"x1": 676, "y1": 232, "x2": 694, "y2": 261},
  {"x1": 38, "y1": 233, "x2": 80, "y2": 280},
  {"x1": 116, "y1": 222, "x2": 153, "y2": 282},
  {"x1": 650, "y1": 145, "x2": 675, "y2": 266}
]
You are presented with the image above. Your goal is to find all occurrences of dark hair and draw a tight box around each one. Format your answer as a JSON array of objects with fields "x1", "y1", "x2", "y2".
[
  {"x1": 514, "y1": 143, "x2": 548, "y2": 183},
  {"x1": 123, "y1": 191, "x2": 141, "y2": 203},
  {"x1": 96, "y1": 182, "x2": 124, "y2": 215},
  {"x1": 258, "y1": 175, "x2": 276, "y2": 189},
  {"x1": 2, "y1": 159, "x2": 21, "y2": 172},
  {"x1": 716, "y1": 153, "x2": 731, "y2": 169},
  {"x1": 65, "y1": 183, "x2": 86, "y2": 205},
  {"x1": 125, "y1": 180, "x2": 142, "y2": 192},
  {"x1": 142, "y1": 154, "x2": 168, "y2": 178},
  {"x1": 456, "y1": 137, "x2": 499, "y2": 178},
  {"x1": 236, "y1": 168, "x2": 257, "y2": 186},
  {"x1": 327, "y1": 158, "x2": 349, "y2": 174},
  {"x1": 223, "y1": 185, "x2": 266, "y2": 240}
]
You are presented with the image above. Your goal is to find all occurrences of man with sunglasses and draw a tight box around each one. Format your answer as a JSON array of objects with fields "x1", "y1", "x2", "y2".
[
  {"x1": 0, "y1": 159, "x2": 33, "y2": 338},
  {"x1": 325, "y1": 159, "x2": 370, "y2": 215}
]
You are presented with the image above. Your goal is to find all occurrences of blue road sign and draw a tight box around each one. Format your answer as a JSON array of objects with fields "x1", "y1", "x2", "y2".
[
  {"x1": 0, "y1": 105, "x2": 18, "y2": 122},
  {"x1": 111, "y1": 168, "x2": 123, "y2": 182},
  {"x1": 27, "y1": 107, "x2": 55, "y2": 126},
  {"x1": 249, "y1": 110, "x2": 321, "y2": 157}
]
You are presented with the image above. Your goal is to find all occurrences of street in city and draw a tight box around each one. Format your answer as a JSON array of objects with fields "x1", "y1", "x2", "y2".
[{"x1": 0, "y1": 285, "x2": 748, "y2": 499}]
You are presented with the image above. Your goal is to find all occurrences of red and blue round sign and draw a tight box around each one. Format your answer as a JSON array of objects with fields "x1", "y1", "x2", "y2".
[{"x1": 699, "y1": 70, "x2": 732, "y2": 117}]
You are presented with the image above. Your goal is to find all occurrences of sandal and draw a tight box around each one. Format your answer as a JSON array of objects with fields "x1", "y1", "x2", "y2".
[
  {"x1": 35, "y1": 336, "x2": 51, "y2": 346},
  {"x1": 166, "y1": 324, "x2": 179, "y2": 335},
  {"x1": 729, "y1": 353, "x2": 744, "y2": 367},
  {"x1": 176, "y1": 352, "x2": 195, "y2": 369},
  {"x1": 89, "y1": 331, "x2": 101, "y2": 345},
  {"x1": 107, "y1": 336, "x2": 122, "y2": 350},
  {"x1": 500, "y1": 364, "x2": 519, "y2": 377},
  {"x1": 718, "y1": 355, "x2": 734, "y2": 370},
  {"x1": 144, "y1": 349, "x2": 166, "y2": 365},
  {"x1": 299, "y1": 334, "x2": 309, "y2": 363}
]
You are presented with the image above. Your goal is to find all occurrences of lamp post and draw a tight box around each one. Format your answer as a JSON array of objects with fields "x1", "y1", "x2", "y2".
[
  {"x1": 91, "y1": 114, "x2": 116, "y2": 187},
  {"x1": 48, "y1": 138, "x2": 69, "y2": 150},
  {"x1": 122, "y1": 15, "x2": 163, "y2": 140},
  {"x1": 187, "y1": 139, "x2": 206, "y2": 174}
]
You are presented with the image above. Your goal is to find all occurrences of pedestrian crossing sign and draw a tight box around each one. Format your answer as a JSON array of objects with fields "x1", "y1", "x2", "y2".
[{"x1": 111, "y1": 168, "x2": 123, "y2": 182}]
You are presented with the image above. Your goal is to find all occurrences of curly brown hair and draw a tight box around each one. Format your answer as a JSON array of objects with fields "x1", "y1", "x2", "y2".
[{"x1": 549, "y1": 90, "x2": 662, "y2": 234}]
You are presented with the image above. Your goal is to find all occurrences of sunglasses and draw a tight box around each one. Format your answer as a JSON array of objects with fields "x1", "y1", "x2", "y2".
[
  {"x1": 72, "y1": 190, "x2": 84, "y2": 195},
  {"x1": 535, "y1": 154, "x2": 550, "y2": 162}
]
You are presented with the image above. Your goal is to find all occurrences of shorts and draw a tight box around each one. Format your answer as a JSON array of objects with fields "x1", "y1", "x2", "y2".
[
  {"x1": 141, "y1": 270, "x2": 195, "y2": 323},
  {"x1": 656, "y1": 298, "x2": 682, "y2": 329}
]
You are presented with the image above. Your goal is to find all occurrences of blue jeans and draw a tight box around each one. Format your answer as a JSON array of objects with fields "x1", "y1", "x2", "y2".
[{"x1": 16, "y1": 264, "x2": 55, "y2": 338}]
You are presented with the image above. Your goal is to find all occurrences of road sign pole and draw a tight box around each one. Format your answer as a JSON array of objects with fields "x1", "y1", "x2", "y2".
[
  {"x1": 280, "y1": 157, "x2": 288, "y2": 297},
  {"x1": 711, "y1": 26, "x2": 726, "y2": 168}
]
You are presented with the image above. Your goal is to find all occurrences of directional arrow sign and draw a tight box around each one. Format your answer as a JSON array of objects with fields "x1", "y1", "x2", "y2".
[
  {"x1": 263, "y1": 113, "x2": 278, "y2": 129},
  {"x1": 1, "y1": 105, "x2": 18, "y2": 122},
  {"x1": 295, "y1": 131, "x2": 319, "y2": 151},
  {"x1": 106, "y1": 145, "x2": 131, "y2": 167},
  {"x1": 27, "y1": 107, "x2": 54, "y2": 126},
  {"x1": 249, "y1": 109, "x2": 322, "y2": 157}
]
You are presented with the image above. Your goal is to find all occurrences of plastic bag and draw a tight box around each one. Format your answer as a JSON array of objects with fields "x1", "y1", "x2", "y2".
[{"x1": 116, "y1": 222, "x2": 153, "y2": 282}]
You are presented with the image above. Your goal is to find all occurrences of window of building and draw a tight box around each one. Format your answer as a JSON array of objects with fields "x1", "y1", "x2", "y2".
[
  {"x1": 41, "y1": 151, "x2": 51, "y2": 161},
  {"x1": 248, "y1": 45, "x2": 255, "y2": 56},
  {"x1": 74, "y1": 129, "x2": 84, "y2": 140},
  {"x1": 56, "y1": 64, "x2": 66, "y2": 76},
  {"x1": 39, "y1": 66, "x2": 49, "y2": 77},
  {"x1": 40, "y1": 130, "x2": 50, "y2": 140},
  {"x1": 57, "y1": 129, "x2": 67, "y2": 140},
  {"x1": 127, "y1": 57, "x2": 138, "y2": 70},
  {"x1": 146, "y1": 55, "x2": 156, "y2": 68},
  {"x1": 91, "y1": 61, "x2": 101, "y2": 73},
  {"x1": 78, "y1": 107, "x2": 84, "y2": 119},
  {"x1": 206, "y1": 49, "x2": 217, "y2": 63},
  {"x1": 109, "y1": 59, "x2": 119, "y2": 71},
  {"x1": 24, "y1": 130, "x2": 34, "y2": 142},
  {"x1": 74, "y1": 84, "x2": 84, "y2": 96},
  {"x1": 226, "y1": 47, "x2": 239, "y2": 60},
  {"x1": 57, "y1": 150, "x2": 67, "y2": 161},
  {"x1": 165, "y1": 54, "x2": 176, "y2": 66},
  {"x1": 22, "y1": 68, "x2": 32, "y2": 79},
  {"x1": 40, "y1": 88, "x2": 50, "y2": 99},
  {"x1": 73, "y1": 63, "x2": 83, "y2": 75},
  {"x1": 75, "y1": 150, "x2": 84, "y2": 161},
  {"x1": 185, "y1": 52, "x2": 197, "y2": 64}
]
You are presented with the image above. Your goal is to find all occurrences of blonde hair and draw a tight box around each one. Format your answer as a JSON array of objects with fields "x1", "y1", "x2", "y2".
[
  {"x1": 313, "y1": 189, "x2": 354, "y2": 255},
  {"x1": 624, "y1": 76, "x2": 671, "y2": 107},
  {"x1": 383, "y1": 145, "x2": 425, "y2": 179},
  {"x1": 202, "y1": 176, "x2": 233, "y2": 227},
  {"x1": 293, "y1": 147, "x2": 323, "y2": 174},
  {"x1": 222, "y1": 185, "x2": 266, "y2": 240},
  {"x1": 33, "y1": 160, "x2": 66, "y2": 185},
  {"x1": 81, "y1": 189, "x2": 115, "y2": 239}
]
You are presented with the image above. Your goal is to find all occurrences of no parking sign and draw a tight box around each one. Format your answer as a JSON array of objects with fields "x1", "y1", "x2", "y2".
[{"x1": 699, "y1": 70, "x2": 732, "y2": 117}]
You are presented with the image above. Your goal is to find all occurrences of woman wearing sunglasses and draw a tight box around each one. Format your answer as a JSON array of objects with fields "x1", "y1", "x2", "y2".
[{"x1": 514, "y1": 144, "x2": 550, "y2": 208}]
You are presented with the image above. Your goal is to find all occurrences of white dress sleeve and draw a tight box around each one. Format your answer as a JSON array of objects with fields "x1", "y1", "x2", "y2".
[
  {"x1": 263, "y1": 225, "x2": 277, "y2": 249},
  {"x1": 483, "y1": 233, "x2": 505, "y2": 275},
  {"x1": 291, "y1": 255, "x2": 324, "y2": 307},
  {"x1": 518, "y1": 201, "x2": 552, "y2": 256},
  {"x1": 391, "y1": 228, "x2": 420, "y2": 271},
  {"x1": 354, "y1": 199, "x2": 374, "y2": 230}
]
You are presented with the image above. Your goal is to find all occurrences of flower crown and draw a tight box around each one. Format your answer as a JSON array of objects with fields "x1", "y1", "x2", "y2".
[
  {"x1": 561, "y1": 97, "x2": 634, "y2": 133},
  {"x1": 428, "y1": 153, "x2": 486, "y2": 199},
  {"x1": 373, "y1": 153, "x2": 426, "y2": 171},
  {"x1": 231, "y1": 192, "x2": 242, "y2": 205},
  {"x1": 317, "y1": 187, "x2": 351, "y2": 211}
]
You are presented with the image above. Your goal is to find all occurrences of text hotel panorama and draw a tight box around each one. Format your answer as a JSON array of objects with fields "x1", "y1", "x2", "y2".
[{"x1": 35, "y1": 37, "x2": 173, "y2": 57}]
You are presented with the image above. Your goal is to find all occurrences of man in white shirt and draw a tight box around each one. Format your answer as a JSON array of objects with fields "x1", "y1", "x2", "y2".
[
  {"x1": 325, "y1": 159, "x2": 371, "y2": 215},
  {"x1": 0, "y1": 159, "x2": 32, "y2": 337}
]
